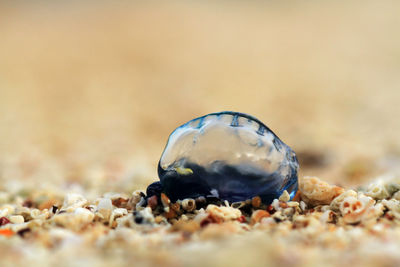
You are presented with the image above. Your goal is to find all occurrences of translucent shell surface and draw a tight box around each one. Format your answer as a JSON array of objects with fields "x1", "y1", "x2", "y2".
[{"x1": 158, "y1": 111, "x2": 299, "y2": 204}]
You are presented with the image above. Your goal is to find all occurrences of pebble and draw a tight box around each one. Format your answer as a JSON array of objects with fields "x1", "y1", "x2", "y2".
[
  {"x1": 62, "y1": 193, "x2": 88, "y2": 212},
  {"x1": 9, "y1": 215, "x2": 24, "y2": 224}
]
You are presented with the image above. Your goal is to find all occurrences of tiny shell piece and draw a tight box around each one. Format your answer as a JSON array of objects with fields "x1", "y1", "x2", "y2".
[
  {"x1": 330, "y1": 190, "x2": 358, "y2": 212},
  {"x1": 97, "y1": 198, "x2": 113, "y2": 221},
  {"x1": 365, "y1": 178, "x2": 391, "y2": 200},
  {"x1": 206, "y1": 204, "x2": 242, "y2": 221},
  {"x1": 250, "y1": 210, "x2": 270, "y2": 225},
  {"x1": 320, "y1": 210, "x2": 335, "y2": 224},
  {"x1": 365, "y1": 174, "x2": 400, "y2": 200},
  {"x1": 135, "y1": 197, "x2": 146, "y2": 211},
  {"x1": 75, "y1": 207, "x2": 95, "y2": 222},
  {"x1": 52, "y1": 208, "x2": 94, "y2": 231},
  {"x1": 97, "y1": 198, "x2": 113, "y2": 210},
  {"x1": 300, "y1": 201, "x2": 307, "y2": 211},
  {"x1": 0, "y1": 209, "x2": 8, "y2": 218},
  {"x1": 171, "y1": 202, "x2": 181, "y2": 213},
  {"x1": 134, "y1": 207, "x2": 155, "y2": 224},
  {"x1": 271, "y1": 199, "x2": 280, "y2": 211},
  {"x1": 147, "y1": 196, "x2": 158, "y2": 210},
  {"x1": 0, "y1": 217, "x2": 10, "y2": 226},
  {"x1": 393, "y1": 191, "x2": 400, "y2": 200},
  {"x1": 109, "y1": 208, "x2": 128, "y2": 226},
  {"x1": 62, "y1": 193, "x2": 88, "y2": 212},
  {"x1": 0, "y1": 229, "x2": 14, "y2": 237},
  {"x1": 161, "y1": 193, "x2": 171, "y2": 212},
  {"x1": 30, "y1": 208, "x2": 41, "y2": 218},
  {"x1": 170, "y1": 220, "x2": 200, "y2": 233},
  {"x1": 279, "y1": 190, "x2": 290, "y2": 202},
  {"x1": 299, "y1": 176, "x2": 344, "y2": 206},
  {"x1": 251, "y1": 196, "x2": 261, "y2": 208},
  {"x1": 129, "y1": 190, "x2": 145, "y2": 209},
  {"x1": 181, "y1": 199, "x2": 196, "y2": 212},
  {"x1": 382, "y1": 199, "x2": 400, "y2": 220},
  {"x1": 164, "y1": 209, "x2": 177, "y2": 219},
  {"x1": 339, "y1": 195, "x2": 375, "y2": 224},
  {"x1": 9, "y1": 215, "x2": 24, "y2": 224}
]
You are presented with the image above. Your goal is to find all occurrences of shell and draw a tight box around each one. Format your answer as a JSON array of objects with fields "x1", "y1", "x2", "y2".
[
  {"x1": 156, "y1": 111, "x2": 299, "y2": 203},
  {"x1": 299, "y1": 176, "x2": 344, "y2": 206},
  {"x1": 181, "y1": 198, "x2": 196, "y2": 212}
]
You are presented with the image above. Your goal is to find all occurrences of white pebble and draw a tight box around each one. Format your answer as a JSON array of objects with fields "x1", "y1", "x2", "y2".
[
  {"x1": 279, "y1": 190, "x2": 290, "y2": 202},
  {"x1": 97, "y1": 198, "x2": 113, "y2": 220},
  {"x1": 9, "y1": 215, "x2": 24, "y2": 224},
  {"x1": 74, "y1": 207, "x2": 95, "y2": 222},
  {"x1": 300, "y1": 201, "x2": 307, "y2": 211},
  {"x1": 97, "y1": 198, "x2": 113, "y2": 211},
  {"x1": 62, "y1": 193, "x2": 88, "y2": 211},
  {"x1": 272, "y1": 199, "x2": 280, "y2": 210}
]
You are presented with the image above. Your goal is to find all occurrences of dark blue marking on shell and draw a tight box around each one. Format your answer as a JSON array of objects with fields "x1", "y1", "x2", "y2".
[{"x1": 152, "y1": 111, "x2": 299, "y2": 204}]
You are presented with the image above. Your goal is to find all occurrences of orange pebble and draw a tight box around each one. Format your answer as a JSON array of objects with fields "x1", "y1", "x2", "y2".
[
  {"x1": 250, "y1": 210, "x2": 270, "y2": 225},
  {"x1": 251, "y1": 196, "x2": 261, "y2": 208},
  {"x1": 0, "y1": 229, "x2": 14, "y2": 237}
]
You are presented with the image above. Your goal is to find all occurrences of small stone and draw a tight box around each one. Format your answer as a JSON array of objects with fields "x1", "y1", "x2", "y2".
[
  {"x1": 161, "y1": 193, "x2": 170, "y2": 207},
  {"x1": 393, "y1": 191, "x2": 400, "y2": 200},
  {"x1": 62, "y1": 193, "x2": 88, "y2": 212},
  {"x1": 53, "y1": 208, "x2": 94, "y2": 230},
  {"x1": 109, "y1": 208, "x2": 128, "y2": 226},
  {"x1": 251, "y1": 196, "x2": 261, "y2": 208},
  {"x1": 22, "y1": 199, "x2": 34, "y2": 208},
  {"x1": 181, "y1": 199, "x2": 196, "y2": 212},
  {"x1": 112, "y1": 198, "x2": 129, "y2": 208},
  {"x1": 299, "y1": 176, "x2": 344, "y2": 206},
  {"x1": 30, "y1": 209, "x2": 41, "y2": 219},
  {"x1": 129, "y1": 190, "x2": 145, "y2": 209},
  {"x1": 154, "y1": 215, "x2": 166, "y2": 224},
  {"x1": 38, "y1": 199, "x2": 58, "y2": 210},
  {"x1": 164, "y1": 208, "x2": 177, "y2": 219},
  {"x1": 170, "y1": 220, "x2": 200, "y2": 233},
  {"x1": 135, "y1": 197, "x2": 146, "y2": 211},
  {"x1": 250, "y1": 210, "x2": 270, "y2": 225},
  {"x1": 0, "y1": 229, "x2": 14, "y2": 237},
  {"x1": 147, "y1": 195, "x2": 158, "y2": 210},
  {"x1": 133, "y1": 207, "x2": 155, "y2": 224},
  {"x1": 9, "y1": 215, "x2": 24, "y2": 224},
  {"x1": 133, "y1": 212, "x2": 144, "y2": 224},
  {"x1": 206, "y1": 204, "x2": 242, "y2": 221},
  {"x1": 300, "y1": 201, "x2": 307, "y2": 211},
  {"x1": 195, "y1": 196, "x2": 207, "y2": 209},
  {"x1": 279, "y1": 190, "x2": 290, "y2": 202},
  {"x1": 171, "y1": 202, "x2": 181, "y2": 213},
  {"x1": 287, "y1": 201, "x2": 300, "y2": 208},
  {"x1": 97, "y1": 198, "x2": 113, "y2": 220},
  {"x1": 271, "y1": 199, "x2": 280, "y2": 210},
  {"x1": 0, "y1": 217, "x2": 10, "y2": 226},
  {"x1": 161, "y1": 193, "x2": 171, "y2": 212},
  {"x1": 75, "y1": 207, "x2": 95, "y2": 222},
  {"x1": 98, "y1": 198, "x2": 113, "y2": 210}
]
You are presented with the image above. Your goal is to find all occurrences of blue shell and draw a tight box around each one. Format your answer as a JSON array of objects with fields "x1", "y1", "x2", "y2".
[{"x1": 154, "y1": 111, "x2": 298, "y2": 204}]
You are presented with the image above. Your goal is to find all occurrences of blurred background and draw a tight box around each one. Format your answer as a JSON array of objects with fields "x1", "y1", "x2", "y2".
[{"x1": 1, "y1": 0, "x2": 400, "y2": 197}]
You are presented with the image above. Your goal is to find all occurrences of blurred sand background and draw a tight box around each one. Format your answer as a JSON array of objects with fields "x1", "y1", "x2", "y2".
[{"x1": 1, "y1": 0, "x2": 400, "y2": 196}]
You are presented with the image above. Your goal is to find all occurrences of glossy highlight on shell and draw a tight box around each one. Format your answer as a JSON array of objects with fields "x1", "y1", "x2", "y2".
[{"x1": 149, "y1": 111, "x2": 299, "y2": 204}]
